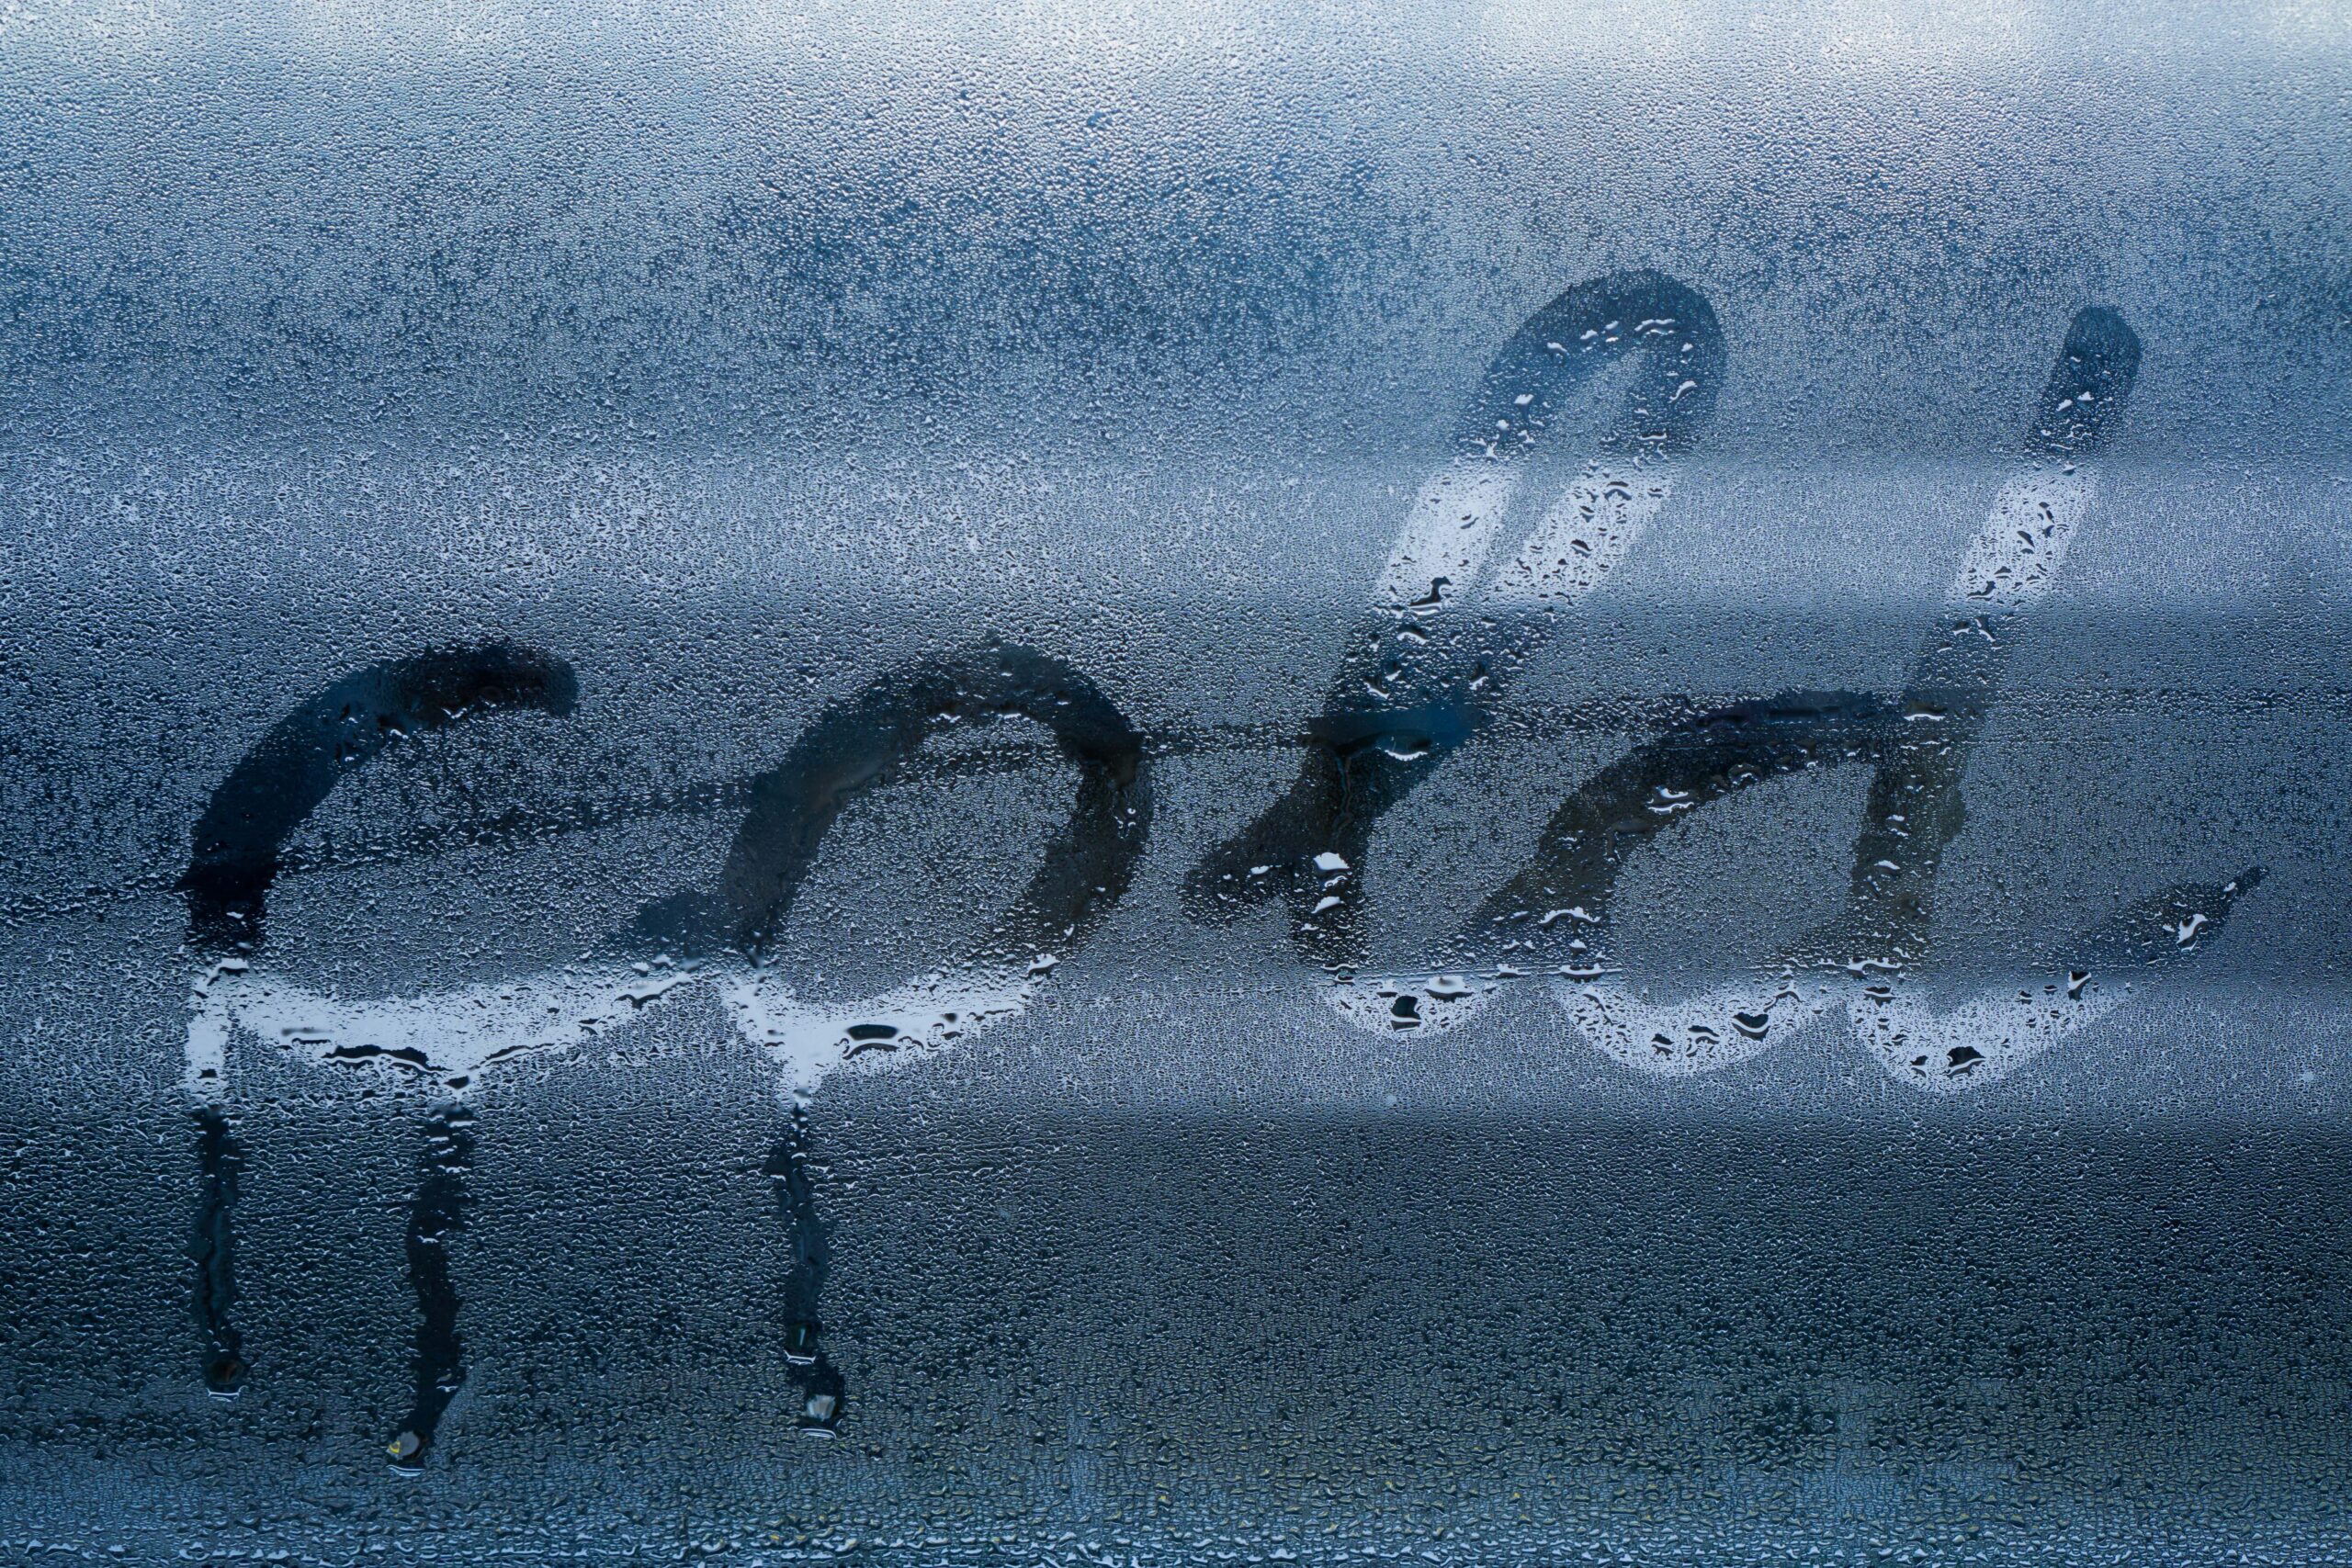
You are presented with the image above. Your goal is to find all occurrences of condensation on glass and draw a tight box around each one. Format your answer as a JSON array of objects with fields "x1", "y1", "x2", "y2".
[{"x1": 2, "y1": 3, "x2": 2349, "y2": 1562}]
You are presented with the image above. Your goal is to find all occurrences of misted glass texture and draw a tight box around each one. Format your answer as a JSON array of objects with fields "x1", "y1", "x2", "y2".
[{"x1": 3, "y1": 3, "x2": 2350, "y2": 1562}]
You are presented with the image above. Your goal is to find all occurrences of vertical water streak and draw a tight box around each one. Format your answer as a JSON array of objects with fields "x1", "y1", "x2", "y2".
[
  {"x1": 769, "y1": 1104, "x2": 845, "y2": 1435},
  {"x1": 388, "y1": 1103, "x2": 475, "y2": 1472},
  {"x1": 190, "y1": 1105, "x2": 247, "y2": 1396}
]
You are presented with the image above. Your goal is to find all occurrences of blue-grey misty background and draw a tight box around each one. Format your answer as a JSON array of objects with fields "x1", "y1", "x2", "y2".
[{"x1": 3, "y1": 3, "x2": 2351, "y2": 1562}]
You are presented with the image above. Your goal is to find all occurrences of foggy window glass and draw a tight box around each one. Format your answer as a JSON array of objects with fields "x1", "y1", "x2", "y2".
[{"x1": 3, "y1": 4, "x2": 2349, "y2": 1562}]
